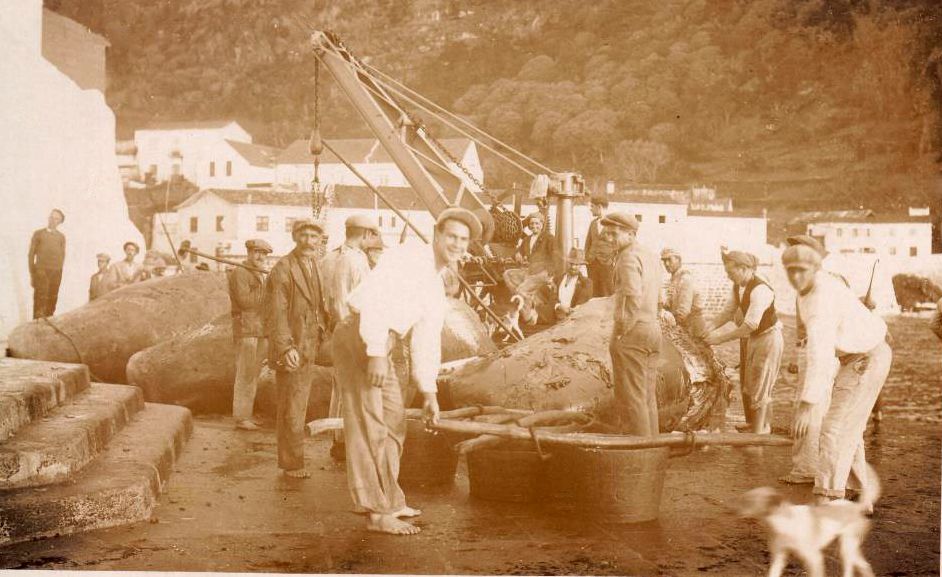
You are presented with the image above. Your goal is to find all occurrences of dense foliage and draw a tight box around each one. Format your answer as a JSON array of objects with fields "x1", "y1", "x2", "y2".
[{"x1": 49, "y1": 0, "x2": 942, "y2": 209}]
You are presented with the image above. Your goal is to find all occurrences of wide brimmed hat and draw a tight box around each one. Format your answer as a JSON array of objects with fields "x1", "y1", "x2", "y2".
[{"x1": 437, "y1": 207, "x2": 483, "y2": 241}]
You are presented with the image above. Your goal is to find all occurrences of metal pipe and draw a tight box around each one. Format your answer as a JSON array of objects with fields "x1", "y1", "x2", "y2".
[{"x1": 181, "y1": 248, "x2": 268, "y2": 275}]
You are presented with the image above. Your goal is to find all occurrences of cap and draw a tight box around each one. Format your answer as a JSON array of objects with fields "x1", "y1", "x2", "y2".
[
  {"x1": 661, "y1": 247, "x2": 681, "y2": 260},
  {"x1": 245, "y1": 239, "x2": 273, "y2": 253},
  {"x1": 721, "y1": 250, "x2": 758, "y2": 269},
  {"x1": 566, "y1": 248, "x2": 586, "y2": 265},
  {"x1": 95, "y1": 253, "x2": 110, "y2": 261},
  {"x1": 786, "y1": 235, "x2": 827, "y2": 257},
  {"x1": 363, "y1": 235, "x2": 387, "y2": 250},
  {"x1": 345, "y1": 214, "x2": 380, "y2": 233},
  {"x1": 600, "y1": 212, "x2": 640, "y2": 232},
  {"x1": 292, "y1": 219, "x2": 325, "y2": 235},
  {"x1": 782, "y1": 245, "x2": 823, "y2": 270},
  {"x1": 436, "y1": 207, "x2": 483, "y2": 241}
]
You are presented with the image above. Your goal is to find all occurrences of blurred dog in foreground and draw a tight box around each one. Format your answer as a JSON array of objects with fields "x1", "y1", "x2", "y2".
[{"x1": 739, "y1": 464, "x2": 880, "y2": 577}]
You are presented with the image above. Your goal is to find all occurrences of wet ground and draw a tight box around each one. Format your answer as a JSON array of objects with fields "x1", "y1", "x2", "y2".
[{"x1": 2, "y1": 316, "x2": 940, "y2": 575}]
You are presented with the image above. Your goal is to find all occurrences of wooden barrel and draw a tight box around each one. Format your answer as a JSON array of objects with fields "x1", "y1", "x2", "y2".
[
  {"x1": 398, "y1": 419, "x2": 459, "y2": 488},
  {"x1": 544, "y1": 445, "x2": 669, "y2": 523},
  {"x1": 467, "y1": 441, "x2": 547, "y2": 503}
]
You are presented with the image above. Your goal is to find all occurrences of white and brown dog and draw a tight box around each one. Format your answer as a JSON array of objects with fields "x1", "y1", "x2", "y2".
[{"x1": 739, "y1": 464, "x2": 880, "y2": 577}]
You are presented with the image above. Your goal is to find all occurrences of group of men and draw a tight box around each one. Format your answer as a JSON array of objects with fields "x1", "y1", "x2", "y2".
[
  {"x1": 27, "y1": 208, "x2": 149, "y2": 318},
  {"x1": 581, "y1": 196, "x2": 891, "y2": 511},
  {"x1": 225, "y1": 209, "x2": 481, "y2": 536}
]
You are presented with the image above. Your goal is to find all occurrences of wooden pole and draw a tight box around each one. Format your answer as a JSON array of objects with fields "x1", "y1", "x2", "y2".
[{"x1": 181, "y1": 248, "x2": 268, "y2": 275}]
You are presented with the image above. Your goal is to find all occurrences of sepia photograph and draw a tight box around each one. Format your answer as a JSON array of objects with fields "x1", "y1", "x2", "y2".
[{"x1": 0, "y1": 0, "x2": 940, "y2": 575}]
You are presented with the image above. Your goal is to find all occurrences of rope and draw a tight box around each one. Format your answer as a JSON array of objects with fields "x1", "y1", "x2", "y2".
[{"x1": 40, "y1": 317, "x2": 106, "y2": 383}]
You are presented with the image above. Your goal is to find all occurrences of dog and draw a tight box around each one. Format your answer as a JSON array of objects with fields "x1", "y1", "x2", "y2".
[
  {"x1": 494, "y1": 294, "x2": 538, "y2": 342},
  {"x1": 739, "y1": 464, "x2": 880, "y2": 577}
]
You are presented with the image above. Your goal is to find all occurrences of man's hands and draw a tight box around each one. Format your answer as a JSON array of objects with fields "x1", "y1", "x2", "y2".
[
  {"x1": 703, "y1": 331, "x2": 722, "y2": 346},
  {"x1": 659, "y1": 309, "x2": 676, "y2": 327},
  {"x1": 792, "y1": 401, "x2": 814, "y2": 439},
  {"x1": 367, "y1": 356, "x2": 389, "y2": 388},
  {"x1": 422, "y1": 393, "x2": 440, "y2": 425},
  {"x1": 282, "y1": 348, "x2": 300, "y2": 372}
]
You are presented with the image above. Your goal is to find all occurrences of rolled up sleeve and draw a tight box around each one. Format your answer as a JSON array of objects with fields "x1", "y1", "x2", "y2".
[{"x1": 742, "y1": 284, "x2": 773, "y2": 330}]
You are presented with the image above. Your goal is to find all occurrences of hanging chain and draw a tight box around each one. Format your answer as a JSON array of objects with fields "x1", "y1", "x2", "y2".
[{"x1": 310, "y1": 57, "x2": 324, "y2": 219}]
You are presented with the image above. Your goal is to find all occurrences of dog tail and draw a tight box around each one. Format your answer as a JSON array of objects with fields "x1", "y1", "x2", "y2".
[
  {"x1": 859, "y1": 462, "x2": 881, "y2": 509},
  {"x1": 510, "y1": 294, "x2": 524, "y2": 310}
]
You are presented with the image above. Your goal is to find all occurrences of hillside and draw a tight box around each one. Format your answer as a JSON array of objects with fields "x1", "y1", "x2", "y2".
[{"x1": 48, "y1": 0, "x2": 942, "y2": 209}]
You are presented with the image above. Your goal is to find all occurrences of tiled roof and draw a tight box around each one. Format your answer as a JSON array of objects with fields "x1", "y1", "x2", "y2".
[
  {"x1": 276, "y1": 137, "x2": 473, "y2": 166},
  {"x1": 226, "y1": 140, "x2": 280, "y2": 168},
  {"x1": 793, "y1": 209, "x2": 932, "y2": 224},
  {"x1": 175, "y1": 186, "x2": 426, "y2": 211}
]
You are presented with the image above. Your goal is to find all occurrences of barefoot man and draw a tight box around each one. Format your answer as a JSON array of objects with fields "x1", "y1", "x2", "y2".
[
  {"x1": 266, "y1": 219, "x2": 330, "y2": 478},
  {"x1": 333, "y1": 207, "x2": 481, "y2": 535},
  {"x1": 784, "y1": 244, "x2": 891, "y2": 512}
]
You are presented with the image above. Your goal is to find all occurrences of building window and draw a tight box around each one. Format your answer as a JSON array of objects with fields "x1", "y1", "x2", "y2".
[
  {"x1": 658, "y1": 215, "x2": 666, "y2": 224},
  {"x1": 209, "y1": 162, "x2": 216, "y2": 177},
  {"x1": 861, "y1": 247, "x2": 875, "y2": 254},
  {"x1": 226, "y1": 161, "x2": 233, "y2": 177},
  {"x1": 378, "y1": 215, "x2": 384, "y2": 228},
  {"x1": 189, "y1": 216, "x2": 198, "y2": 233},
  {"x1": 865, "y1": 228, "x2": 871, "y2": 237},
  {"x1": 852, "y1": 228, "x2": 859, "y2": 237},
  {"x1": 285, "y1": 217, "x2": 296, "y2": 233},
  {"x1": 889, "y1": 247, "x2": 897, "y2": 255},
  {"x1": 216, "y1": 215, "x2": 224, "y2": 232},
  {"x1": 910, "y1": 246, "x2": 918, "y2": 257},
  {"x1": 256, "y1": 216, "x2": 269, "y2": 232},
  {"x1": 836, "y1": 228, "x2": 843, "y2": 238},
  {"x1": 392, "y1": 216, "x2": 398, "y2": 228},
  {"x1": 635, "y1": 214, "x2": 643, "y2": 222}
]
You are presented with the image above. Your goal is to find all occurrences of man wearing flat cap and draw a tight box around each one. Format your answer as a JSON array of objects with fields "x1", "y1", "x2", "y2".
[
  {"x1": 334, "y1": 207, "x2": 481, "y2": 535},
  {"x1": 783, "y1": 244, "x2": 890, "y2": 512},
  {"x1": 584, "y1": 195, "x2": 615, "y2": 297},
  {"x1": 705, "y1": 250, "x2": 783, "y2": 434},
  {"x1": 265, "y1": 220, "x2": 330, "y2": 477},
  {"x1": 601, "y1": 212, "x2": 663, "y2": 436},
  {"x1": 660, "y1": 247, "x2": 707, "y2": 338},
  {"x1": 229, "y1": 238, "x2": 273, "y2": 431},
  {"x1": 89, "y1": 253, "x2": 112, "y2": 301},
  {"x1": 320, "y1": 214, "x2": 380, "y2": 460}
]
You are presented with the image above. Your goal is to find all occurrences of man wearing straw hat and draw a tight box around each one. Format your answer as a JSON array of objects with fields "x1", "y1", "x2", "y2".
[
  {"x1": 704, "y1": 250, "x2": 783, "y2": 435},
  {"x1": 783, "y1": 243, "x2": 890, "y2": 512},
  {"x1": 601, "y1": 212, "x2": 663, "y2": 437},
  {"x1": 334, "y1": 207, "x2": 481, "y2": 535}
]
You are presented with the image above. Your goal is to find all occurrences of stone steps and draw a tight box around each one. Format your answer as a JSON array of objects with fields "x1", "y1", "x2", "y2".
[
  {"x1": 0, "y1": 383, "x2": 144, "y2": 490},
  {"x1": 0, "y1": 359, "x2": 90, "y2": 442},
  {"x1": 0, "y1": 402, "x2": 192, "y2": 546}
]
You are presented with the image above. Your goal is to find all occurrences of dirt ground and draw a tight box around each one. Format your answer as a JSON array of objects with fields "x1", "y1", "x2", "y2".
[{"x1": 2, "y1": 315, "x2": 939, "y2": 576}]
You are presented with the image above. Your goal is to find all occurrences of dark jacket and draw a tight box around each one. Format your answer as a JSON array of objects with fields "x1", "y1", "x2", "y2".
[
  {"x1": 536, "y1": 272, "x2": 593, "y2": 323},
  {"x1": 228, "y1": 266, "x2": 267, "y2": 338},
  {"x1": 584, "y1": 217, "x2": 615, "y2": 265},
  {"x1": 517, "y1": 231, "x2": 557, "y2": 275},
  {"x1": 265, "y1": 249, "x2": 330, "y2": 370},
  {"x1": 29, "y1": 228, "x2": 65, "y2": 273}
]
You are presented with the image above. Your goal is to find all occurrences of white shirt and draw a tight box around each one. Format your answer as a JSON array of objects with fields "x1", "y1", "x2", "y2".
[
  {"x1": 347, "y1": 244, "x2": 448, "y2": 393},
  {"x1": 798, "y1": 271, "x2": 887, "y2": 405},
  {"x1": 557, "y1": 274, "x2": 579, "y2": 309}
]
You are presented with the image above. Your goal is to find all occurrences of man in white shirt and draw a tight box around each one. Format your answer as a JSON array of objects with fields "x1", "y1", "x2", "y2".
[
  {"x1": 551, "y1": 248, "x2": 593, "y2": 321},
  {"x1": 320, "y1": 215, "x2": 380, "y2": 460},
  {"x1": 784, "y1": 244, "x2": 891, "y2": 510},
  {"x1": 704, "y1": 251, "x2": 783, "y2": 434},
  {"x1": 333, "y1": 207, "x2": 481, "y2": 536}
]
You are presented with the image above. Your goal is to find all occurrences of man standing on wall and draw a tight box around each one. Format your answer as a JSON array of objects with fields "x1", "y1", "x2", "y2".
[
  {"x1": 584, "y1": 195, "x2": 615, "y2": 297},
  {"x1": 28, "y1": 209, "x2": 66, "y2": 319},
  {"x1": 266, "y1": 220, "x2": 330, "y2": 478},
  {"x1": 334, "y1": 208, "x2": 481, "y2": 535},
  {"x1": 320, "y1": 214, "x2": 380, "y2": 460},
  {"x1": 229, "y1": 239, "x2": 272, "y2": 431},
  {"x1": 602, "y1": 212, "x2": 663, "y2": 436},
  {"x1": 704, "y1": 251, "x2": 784, "y2": 434}
]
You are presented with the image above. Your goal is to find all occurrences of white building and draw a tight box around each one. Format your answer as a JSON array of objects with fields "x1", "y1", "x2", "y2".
[
  {"x1": 133, "y1": 120, "x2": 252, "y2": 184},
  {"x1": 195, "y1": 139, "x2": 279, "y2": 190},
  {"x1": 275, "y1": 138, "x2": 482, "y2": 192},
  {"x1": 151, "y1": 186, "x2": 437, "y2": 259},
  {"x1": 805, "y1": 215, "x2": 934, "y2": 258}
]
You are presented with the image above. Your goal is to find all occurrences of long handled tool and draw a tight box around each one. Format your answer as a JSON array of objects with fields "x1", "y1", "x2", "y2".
[{"x1": 180, "y1": 248, "x2": 268, "y2": 275}]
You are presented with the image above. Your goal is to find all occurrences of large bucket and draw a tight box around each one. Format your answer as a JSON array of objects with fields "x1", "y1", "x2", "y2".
[
  {"x1": 467, "y1": 443, "x2": 669, "y2": 522},
  {"x1": 399, "y1": 418, "x2": 459, "y2": 488}
]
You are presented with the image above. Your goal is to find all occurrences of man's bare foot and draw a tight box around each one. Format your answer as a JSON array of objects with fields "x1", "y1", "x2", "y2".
[
  {"x1": 283, "y1": 468, "x2": 311, "y2": 479},
  {"x1": 367, "y1": 514, "x2": 421, "y2": 535},
  {"x1": 393, "y1": 506, "x2": 422, "y2": 518}
]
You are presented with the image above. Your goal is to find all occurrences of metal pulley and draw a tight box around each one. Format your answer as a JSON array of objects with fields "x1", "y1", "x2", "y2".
[{"x1": 308, "y1": 126, "x2": 323, "y2": 157}]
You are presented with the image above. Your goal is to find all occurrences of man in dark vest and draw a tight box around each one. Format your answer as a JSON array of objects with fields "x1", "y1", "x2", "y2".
[
  {"x1": 28, "y1": 209, "x2": 66, "y2": 318},
  {"x1": 704, "y1": 251, "x2": 783, "y2": 434},
  {"x1": 265, "y1": 220, "x2": 330, "y2": 478},
  {"x1": 584, "y1": 195, "x2": 615, "y2": 297}
]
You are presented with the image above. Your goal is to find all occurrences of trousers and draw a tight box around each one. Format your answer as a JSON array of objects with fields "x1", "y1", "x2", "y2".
[
  {"x1": 741, "y1": 325, "x2": 784, "y2": 431},
  {"x1": 333, "y1": 316, "x2": 407, "y2": 515},
  {"x1": 815, "y1": 341, "x2": 892, "y2": 499},
  {"x1": 609, "y1": 321, "x2": 661, "y2": 436},
  {"x1": 788, "y1": 355, "x2": 836, "y2": 479},
  {"x1": 276, "y1": 363, "x2": 315, "y2": 471},
  {"x1": 32, "y1": 268, "x2": 62, "y2": 319},
  {"x1": 328, "y1": 375, "x2": 344, "y2": 444},
  {"x1": 587, "y1": 261, "x2": 613, "y2": 297},
  {"x1": 233, "y1": 337, "x2": 267, "y2": 420}
]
